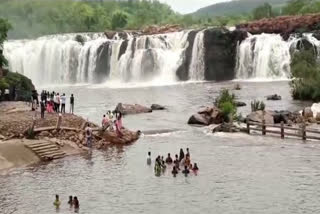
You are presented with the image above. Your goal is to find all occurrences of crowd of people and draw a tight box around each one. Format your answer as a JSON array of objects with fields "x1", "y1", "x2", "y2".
[
  {"x1": 147, "y1": 148, "x2": 199, "y2": 177},
  {"x1": 101, "y1": 111, "x2": 124, "y2": 137},
  {"x1": 54, "y1": 194, "x2": 79, "y2": 212},
  {"x1": 31, "y1": 90, "x2": 75, "y2": 119}
]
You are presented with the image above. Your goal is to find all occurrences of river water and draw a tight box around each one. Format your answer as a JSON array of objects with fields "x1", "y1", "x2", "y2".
[{"x1": 1, "y1": 81, "x2": 320, "y2": 214}]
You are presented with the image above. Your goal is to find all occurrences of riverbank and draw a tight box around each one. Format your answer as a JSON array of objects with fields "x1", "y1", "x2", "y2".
[{"x1": 0, "y1": 101, "x2": 140, "y2": 171}]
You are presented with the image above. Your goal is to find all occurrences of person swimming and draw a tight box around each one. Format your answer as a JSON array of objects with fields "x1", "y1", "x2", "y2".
[
  {"x1": 172, "y1": 166, "x2": 178, "y2": 177},
  {"x1": 165, "y1": 153, "x2": 173, "y2": 164},
  {"x1": 147, "y1": 151, "x2": 152, "y2": 165},
  {"x1": 182, "y1": 165, "x2": 190, "y2": 176},
  {"x1": 53, "y1": 194, "x2": 61, "y2": 209}
]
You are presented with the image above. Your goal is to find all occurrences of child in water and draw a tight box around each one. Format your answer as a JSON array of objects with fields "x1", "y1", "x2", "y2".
[
  {"x1": 172, "y1": 166, "x2": 178, "y2": 177},
  {"x1": 53, "y1": 194, "x2": 61, "y2": 209}
]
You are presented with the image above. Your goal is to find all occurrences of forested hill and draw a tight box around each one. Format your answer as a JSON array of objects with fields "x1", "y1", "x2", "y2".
[{"x1": 192, "y1": 0, "x2": 288, "y2": 17}]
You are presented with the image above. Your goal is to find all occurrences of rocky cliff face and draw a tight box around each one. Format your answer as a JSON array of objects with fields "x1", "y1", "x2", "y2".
[
  {"x1": 203, "y1": 28, "x2": 247, "y2": 81},
  {"x1": 236, "y1": 14, "x2": 320, "y2": 39}
]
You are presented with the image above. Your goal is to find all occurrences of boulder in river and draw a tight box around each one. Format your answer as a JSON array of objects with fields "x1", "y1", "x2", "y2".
[
  {"x1": 151, "y1": 104, "x2": 166, "y2": 110},
  {"x1": 246, "y1": 110, "x2": 274, "y2": 124},
  {"x1": 188, "y1": 106, "x2": 223, "y2": 126},
  {"x1": 303, "y1": 107, "x2": 313, "y2": 118},
  {"x1": 212, "y1": 123, "x2": 241, "y2": 133},
  {"x1": 115, "y1": 103, "x2": 152, "y2": 115},
  {"x1": 235, "y1": 101, "x2": 246, "y2": 107},
  {"x1": 267, "y1": 94, "x2": 282, "y2": 101}
]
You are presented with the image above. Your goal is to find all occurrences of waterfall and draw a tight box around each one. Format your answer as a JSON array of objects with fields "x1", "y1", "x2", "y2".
[
  {"x1": 4, "y1": 31, "x2": 191, "y2": 87},
  {"x1": 189, "y1": 31, "x2": 205, "y2": 81},
  {"x1": 236, "y1": 33, "x2": 293, "y2": 80}
]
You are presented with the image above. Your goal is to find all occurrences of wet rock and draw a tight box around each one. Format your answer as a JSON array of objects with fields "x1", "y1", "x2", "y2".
[
  {"x1": 235, "y1": 101, "x2": 246, "y2": 107},
  {"x1": 316, "y1": 113, "x2": 320, "y2": 121},
  {"x1": 272, "y1": 110, "x2": 291, "y2": 124},
  {"x1": 247, "y1": 110, "x2": 274, "y2": 124},
  {"x1": 151, "y1": 104, "x2": 166, "y2": 111},
  {"x1": 188, "y1": 113, "x2": 211, "y2": 126},
  {"x1": 212, "y1": 123, "x2": 240, "y2": 133},
  {"x1": 267, "y1": 94, "x2": 282, "y2": 101},
  {"x1": 188, "y1": 106, "x2": 223, "y2": 126},
  {"x1": 115, "y1": 103, "x2": 152, "y2": 115},
  {"x1": 303, "y1": 107, "x2": 313, "y2": 118},
  {"x1": 204, "y1": 28, "x2": 247, "y2": 81},
  {"x1": 38, "y1": 131, "x2": 50, "y2": 137}
]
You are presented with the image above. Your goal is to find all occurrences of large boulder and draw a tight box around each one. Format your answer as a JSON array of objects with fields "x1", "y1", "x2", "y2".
[
  {"x1": 272, "y1": 110, "x2": 292, "y2": 124},
  {"x1": 188, "y1": 113, "x2": 211, "y2": 126},
  {"x1": 188, "y1": 106, "x2": 223, "y2": 126},
  {"x1": 115, "y1": 103, "x2": 152, "y2": 115},
  {"x1": 311, "y1": 103, "x2": 320, "y2": 118},
  {"x1": 303, "y1": 107, "x2": 313, "y2": 118},
  {"x1": 235, "y1": 101, "x2": 246, "y2": 107},
  {"x1": 246, "y1": 110, "x2": 274, "y2": 124}
]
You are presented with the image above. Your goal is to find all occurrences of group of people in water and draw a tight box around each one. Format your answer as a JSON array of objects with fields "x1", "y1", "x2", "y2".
[
  {"x1": 32, "y1": 90, "x2": 75, "y2": 118},
  {"x1": 147, "y1": 148, "x2": 199, "y2": 177},
  {"x1": 101, "y1": 110, "x2": 124, "y2": 137},
  {"x1": 54, "y1": 194, "x2": 79, "y2": 212}
]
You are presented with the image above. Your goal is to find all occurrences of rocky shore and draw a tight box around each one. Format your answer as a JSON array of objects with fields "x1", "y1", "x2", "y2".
[{"x1": 0, "y1": 101, "x2": 140, "y2": 171}]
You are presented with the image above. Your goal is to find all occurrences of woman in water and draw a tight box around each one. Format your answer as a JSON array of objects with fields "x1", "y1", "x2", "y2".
[
  {"x1": 74, "y1": 196, "x2": 80, "y2": 212},
  {"x1": 179, "y1": 148, "x2": 185, "y2": 162},
  {"x1": 53, "y1": 194, "x2": 61, "y2": 209}
]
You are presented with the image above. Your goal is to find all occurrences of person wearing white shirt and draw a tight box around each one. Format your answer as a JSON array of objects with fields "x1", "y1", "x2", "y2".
[{"x1": 60, "y1": 93, "x2": 66, "y2": 114}]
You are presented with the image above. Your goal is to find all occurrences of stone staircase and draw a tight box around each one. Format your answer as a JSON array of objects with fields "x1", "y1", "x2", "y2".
[{"x1": 25, "y1": 141, "x2": 66, "y2": 161}]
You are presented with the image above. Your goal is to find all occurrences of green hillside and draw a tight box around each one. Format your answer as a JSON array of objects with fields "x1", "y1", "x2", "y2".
[{"x1": 193, "y1": 0, "x2": 288, "y2": 17}]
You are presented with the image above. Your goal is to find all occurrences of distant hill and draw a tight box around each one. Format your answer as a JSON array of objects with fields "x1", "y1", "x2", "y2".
[{"x1": 192, "y1": 0, "x2": 288, "y2": 17}]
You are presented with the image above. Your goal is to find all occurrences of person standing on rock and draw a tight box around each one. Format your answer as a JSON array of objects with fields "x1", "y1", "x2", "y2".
[
  {"x1": 56, "y1": 93, "x2": 61, "y2": 113},
  {"x1": 60, "y1": 93, "x2": 66, "y2": 114},
  {"x1": 85, "y1": 124, "x2": 93, "y2": 148},
  {"x1": 70, "y1": 94, "x2": 74, "y2": 114},
  {"x1": 40, "y1": 100, "x2": 46, "y2": 119}
]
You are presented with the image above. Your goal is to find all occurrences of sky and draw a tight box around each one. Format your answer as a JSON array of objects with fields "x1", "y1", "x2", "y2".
[{"x1": 159, "y1": 0, "x2": 231, "y2": 14}]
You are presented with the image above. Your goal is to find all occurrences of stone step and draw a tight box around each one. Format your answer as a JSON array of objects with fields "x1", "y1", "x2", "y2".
[
  {"x1": 40, "y1": 152, "x2": 65, "y2": 160},
  {"x1": 38, "y1": 150, "x2": 63, "y2": 156},
  {"x1": 31, "y1": 145, "x2": 58, "y2": 151},
  {"x1": 36, "y1": 148, "x2": 60, "y2": 154},
  {"x1": 27, "y1": 143, "x2": 53, "y2": 149}
]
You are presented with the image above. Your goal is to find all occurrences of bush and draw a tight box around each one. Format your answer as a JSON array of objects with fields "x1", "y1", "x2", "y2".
[
  {"x1": 251, "y1": 100, "x2": 265, "y2": 112},
  {"x1": 290, "y1": 49, "x2": 320, "y2": 101},
  {"x1": 215, "y1": 89, "x2": 237, "y2": 122}
]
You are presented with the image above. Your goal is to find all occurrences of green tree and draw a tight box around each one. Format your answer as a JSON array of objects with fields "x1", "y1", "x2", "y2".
[
  {"x1": 252, "y1": 3, "x2": 273, "y2": 20},
  {"x1": 290, "y1": 49, "x2": 320, "y2": 101},
  {"x1": 0, "y1": 18, "x2": 12, "y2": 68},
  {"x1": 111, "y1": 11, "x2": 128, "y2": 30},
  {"x1": 283, "y1": 0, "x2": 310, "y2": 15}
]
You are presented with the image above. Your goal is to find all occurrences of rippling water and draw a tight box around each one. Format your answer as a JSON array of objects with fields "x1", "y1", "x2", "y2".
[{"x1": 1, "y1": 81, "x2": 320, "y2": 214}]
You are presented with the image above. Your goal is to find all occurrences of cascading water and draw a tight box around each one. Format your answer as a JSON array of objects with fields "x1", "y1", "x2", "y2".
[
  {"x1": 236, "y1": 33, "x2": 293, "y2": 80},
  {"x1": 189, "y1": 30, "x2": 205, "y2": 81},
  {"x1": 4, "y1": 31, "x2": 201, "y2": 87}
]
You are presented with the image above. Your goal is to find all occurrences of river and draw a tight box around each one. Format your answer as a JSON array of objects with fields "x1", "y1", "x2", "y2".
[{"x1": 1, "y1": 81, "x2": 320, "y2": 214}]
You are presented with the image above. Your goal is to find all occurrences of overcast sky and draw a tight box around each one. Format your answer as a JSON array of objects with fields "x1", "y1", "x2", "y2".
[{"x1": 159, "y1": 0, "x2": 231, "y2": 14}]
